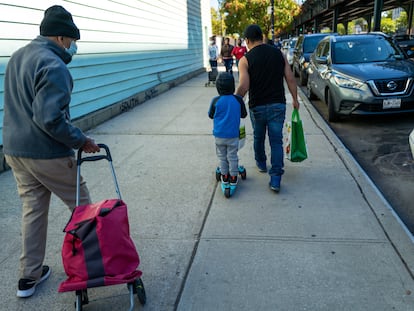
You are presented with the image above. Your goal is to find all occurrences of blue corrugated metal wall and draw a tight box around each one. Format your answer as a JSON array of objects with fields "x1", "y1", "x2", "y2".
[{"x1": 0, "y1": 0, "x2": 210, "y2": 146}]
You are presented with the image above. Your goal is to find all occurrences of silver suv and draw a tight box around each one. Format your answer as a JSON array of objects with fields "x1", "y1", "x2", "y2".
[
  {"x1": 292, "y1": 33, "x2": 329, "y2": 86},
  {"x1": 307, "y1": 33, "x2": 414, "y2": 121}
]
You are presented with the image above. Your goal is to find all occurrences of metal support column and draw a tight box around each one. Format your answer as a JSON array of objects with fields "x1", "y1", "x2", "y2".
[
  {"x1": 373, "y1": 0, "x2": 383, "y2": 32},
  {"x1": 407, "y1": 1, "x2": 414, "y2": 35},
  {"x1": 366, "y1": 15, "x2": 372, "y2": 32},
  {"x1": 332, "y1": 6, "x2": 338, "y2": 33}
]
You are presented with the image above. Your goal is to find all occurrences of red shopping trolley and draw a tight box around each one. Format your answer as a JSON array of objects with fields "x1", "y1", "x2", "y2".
[{"x1": 59, "y1": 144, "x2": 146, "y2": 311}]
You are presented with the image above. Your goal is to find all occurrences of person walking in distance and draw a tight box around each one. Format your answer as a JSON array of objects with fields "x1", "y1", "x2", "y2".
[
  {"x1": 220, "y1": 37, "x2": 235, "y2": 75},
  {"x1": 2, "y1": 5, "x2": 100, "y2": 298},
  {"x1": 232, "y1": 38, "x2": 247, "y2": 70},
  {"x1": 235, "y1": 24, "x2": 300, "y2": 192},
  {"x1": 208, "y1": 36, "x2": 219, "y2": 69}
]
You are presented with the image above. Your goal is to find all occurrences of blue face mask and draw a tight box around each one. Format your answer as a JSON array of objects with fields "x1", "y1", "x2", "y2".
[{"x1": 65, "y1": 41, "x2": 78, "y2": 57}]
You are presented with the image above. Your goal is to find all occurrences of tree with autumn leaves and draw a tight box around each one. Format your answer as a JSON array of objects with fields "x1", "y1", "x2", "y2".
[{"x1": 213, "y1": 0, "x2": 301, "y2": 38}]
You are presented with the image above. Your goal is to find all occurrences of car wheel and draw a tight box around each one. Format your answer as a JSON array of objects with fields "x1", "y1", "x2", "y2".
[
  {"x1": 327, "y1": 89, "x2": 339, "y2": 122},
  {"x1": 307, "y1": 80, "x2": 317, "y2": 100},
  {"x1": 299, "y1": 69, "x2": 307, "y2": 86}
]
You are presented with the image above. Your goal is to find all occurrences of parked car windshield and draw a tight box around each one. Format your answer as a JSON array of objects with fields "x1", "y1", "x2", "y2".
[
  {"x1": 303, "y1": 36, "x2": 326, "y2": 53},
  {"x1": 333, "y1": 37, "x2": 403, "y2": 64}
]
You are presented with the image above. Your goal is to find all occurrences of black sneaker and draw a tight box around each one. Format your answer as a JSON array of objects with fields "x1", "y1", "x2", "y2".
[
  {"x1": 17, "y1": 265, "x2": 51, "y2": 298},
  {"x1": 221, "y1": 174, "x2": 229, "y2": 184}
]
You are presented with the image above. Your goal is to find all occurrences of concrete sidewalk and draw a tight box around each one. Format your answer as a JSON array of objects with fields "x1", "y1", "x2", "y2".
[{"x1": 1, "y1": 72, "x2": 414, "y2": 311}]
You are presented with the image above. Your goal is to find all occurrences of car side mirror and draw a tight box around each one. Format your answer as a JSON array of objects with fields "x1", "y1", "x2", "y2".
[{"x1": 316, "y1": 56, "x2": 328, "y2": 64}]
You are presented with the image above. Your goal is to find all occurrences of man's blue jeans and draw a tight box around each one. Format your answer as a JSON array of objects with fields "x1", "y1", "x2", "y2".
[
  {"x1": 223, "y1": 59, "x2": 233, "y2": 74},
  {"x1": 249, "y1": 103, "x2": 286, "y2": 176}
]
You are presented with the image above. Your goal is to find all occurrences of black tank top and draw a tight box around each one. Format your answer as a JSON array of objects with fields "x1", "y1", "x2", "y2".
[{"x1": 245, "y1": 44, "x2": 286, "y2": 108}]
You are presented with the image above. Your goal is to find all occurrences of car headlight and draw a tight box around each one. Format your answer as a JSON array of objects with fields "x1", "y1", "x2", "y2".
[
  {"x1": 299, "y1": 56, "x2": 310, "y2": 69},
  {"x1": 332, "y1": 73, "x2": 365, "y2": 90}
]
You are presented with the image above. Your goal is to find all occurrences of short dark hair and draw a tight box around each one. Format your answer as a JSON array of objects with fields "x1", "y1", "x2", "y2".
[
  {"x1": 244, "y1": 24, "x2": 262, "y2": 42},
  {"x1": 216, "y1": 72, "x2": 235, "y2": 95}
]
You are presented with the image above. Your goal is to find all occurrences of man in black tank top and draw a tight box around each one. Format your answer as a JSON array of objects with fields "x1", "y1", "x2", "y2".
[{"x1": 235, "y1": 24, "x2": 300, "y2": 192}]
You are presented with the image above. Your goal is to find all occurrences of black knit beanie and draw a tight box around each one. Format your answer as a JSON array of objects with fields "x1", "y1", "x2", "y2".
[{"x1": 40, "y1": 5, "x2": 80, "y2": 40}]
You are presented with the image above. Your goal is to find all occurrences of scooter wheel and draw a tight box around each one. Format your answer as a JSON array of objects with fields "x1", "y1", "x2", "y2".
[
  {"x1": 215, "y1": 167, "x2": 221, "y2": 181},
  {"x1": 224, "y1": 187, "x2": 231, "y2": 198},
  {"x1": 240, "y1": 168, "x2": 247, "y2": 180}
]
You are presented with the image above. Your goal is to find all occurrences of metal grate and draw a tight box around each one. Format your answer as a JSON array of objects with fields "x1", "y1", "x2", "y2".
[{"x1": 374, "y1": 78, "x2": 408, "y2": 94}]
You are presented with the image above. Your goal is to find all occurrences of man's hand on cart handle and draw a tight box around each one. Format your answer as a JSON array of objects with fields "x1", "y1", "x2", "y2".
[{"x1": 82, "y1": 137, "x2": 100, "y2": 153}]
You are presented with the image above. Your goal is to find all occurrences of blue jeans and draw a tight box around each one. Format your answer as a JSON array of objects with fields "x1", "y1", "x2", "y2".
[
  {"x1": 209, "y1": 59, "x2": 217, "y2": 68},
  {"x1": 249, "y1": 103, "x2": 286, "y2": 176},
  {"x1": 223, "y1": 58, "x2": 233, "y2": 74}
]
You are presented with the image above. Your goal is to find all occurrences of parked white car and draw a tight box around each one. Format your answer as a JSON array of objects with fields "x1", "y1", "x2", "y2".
[{"x1": 281, "y1": 37, "x2": 298, "y2": 69}]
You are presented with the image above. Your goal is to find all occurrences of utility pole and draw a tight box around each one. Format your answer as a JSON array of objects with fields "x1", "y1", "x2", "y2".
[
  {"x1": 217, "y1": 0, "x2": 224, "y2": 36},
  {"x1": 271, "y1": 0, "x2": 275, "y2": 41}
]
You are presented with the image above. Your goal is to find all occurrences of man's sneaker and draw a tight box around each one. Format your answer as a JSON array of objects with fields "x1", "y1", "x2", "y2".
[
  {"x1": 230, "y1": 175, "x2": 238, "y2": 186},
  {"x1": 256, "y1": 161, "x2": 267, "y2": 172},
  {"x1": 269, "y1": 175, "x2": 281, "y2": 192},
  {"x1": 17, "y1": 265, "x2": 51, "y2": 298},
  {"x1": 221, "y1": 174, "x2": 229, "y2": 184}
]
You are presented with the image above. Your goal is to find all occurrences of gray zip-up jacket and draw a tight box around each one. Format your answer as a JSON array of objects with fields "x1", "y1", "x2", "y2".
[{"x1": 2, "y1": 35, "x2": 86, "y2": 159}]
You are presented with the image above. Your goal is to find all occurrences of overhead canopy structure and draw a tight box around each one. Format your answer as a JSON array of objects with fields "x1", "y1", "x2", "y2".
[{"x1": 294, "y1": 0, "x2": 414, "y2": 34}]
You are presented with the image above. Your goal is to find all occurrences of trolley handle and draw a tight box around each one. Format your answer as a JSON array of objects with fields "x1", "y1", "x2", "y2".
[
  {"x1": 75, "y1": 143, "x2": 122, "y2": 206},
  {"x1": 77, "y1": 143, "x2": 112, "y2": 165}
]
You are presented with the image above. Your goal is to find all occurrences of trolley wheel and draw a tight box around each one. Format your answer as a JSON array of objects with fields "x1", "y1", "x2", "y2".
[
  {"x1": 133, "y1": 278, "x2": 147, "y2": 305},
  {"x1": 75, "y1": 294, "x2": 82, "y2": 311},
  {"x1": 74, "y1": 290, "x2": 88, "y2": 311},
  {"x1": 224, "y1": 187, "x2": 231, "y2": 198}
]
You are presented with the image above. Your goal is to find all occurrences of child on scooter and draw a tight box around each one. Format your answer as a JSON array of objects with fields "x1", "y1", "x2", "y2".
[{"x1": 208, "y1": 72, "x2": 247, "y2": 197}]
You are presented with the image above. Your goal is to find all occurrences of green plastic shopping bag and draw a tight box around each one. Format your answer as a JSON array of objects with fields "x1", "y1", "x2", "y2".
[
  {"x1": 284, "y1": 109, "x2": 308, "y2": 162},
  {"x1": 239, "y1": 119, "x2": 246, "y2": 149}
]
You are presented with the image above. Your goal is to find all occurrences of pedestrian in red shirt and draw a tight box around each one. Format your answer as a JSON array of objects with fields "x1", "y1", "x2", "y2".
[{"x1": 232, "y1": 38, "x2": 247, "y2": 69}]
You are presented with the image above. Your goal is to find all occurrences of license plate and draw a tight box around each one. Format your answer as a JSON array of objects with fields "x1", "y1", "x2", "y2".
[{"x1": 383, "y1": 98, "x2": 401, "y2": 109}]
